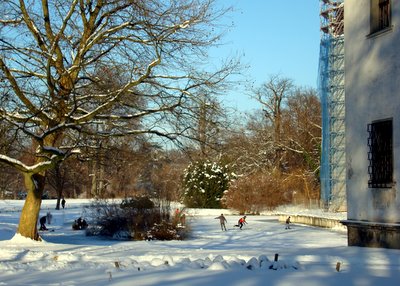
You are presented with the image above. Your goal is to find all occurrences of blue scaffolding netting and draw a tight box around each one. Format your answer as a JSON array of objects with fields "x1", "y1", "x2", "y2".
[
  {"x1": 318, "y1": 0, "x2": 345, "y2": 211},
  {"x1": 318, "y1": 36, "x2": 331, "y2": 204}
]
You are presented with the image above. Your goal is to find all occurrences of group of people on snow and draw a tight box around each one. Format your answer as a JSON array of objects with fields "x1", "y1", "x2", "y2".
[
  {"x1": 38, "y1": 198, "x2": 67, "y2": 231},
  {"x1": 39, "y1": 215, "x2": 88, "y2": 231},
  {"x1": 214, "y1": 214, "x2": 248, "y2": 231},
  {"x1": 38, "y1": 202, "x2": 291, "y2": 233},
  {"x1": 37, "y1": 196, "x2": 91, "y2": 232},
  {"x1": 214, "y1": 214, "x2": 291, "y2": 231}
]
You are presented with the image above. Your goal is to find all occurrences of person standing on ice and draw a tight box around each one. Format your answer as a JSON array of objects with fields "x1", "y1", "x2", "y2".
[
  {"x1": 46, "y1": 211, "x2": 52, "y2": 224},
  {"x1": 215, "y1": 214, "x2": 227, "y2": 231},
  {"x1": 285, "y1": 216, "x2": 291, "y2": 229}
]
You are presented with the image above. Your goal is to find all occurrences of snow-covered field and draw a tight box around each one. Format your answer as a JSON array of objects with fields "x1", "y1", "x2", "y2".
[{"x1": 1, "y1": 199, "x2": 400, "y2": 286}]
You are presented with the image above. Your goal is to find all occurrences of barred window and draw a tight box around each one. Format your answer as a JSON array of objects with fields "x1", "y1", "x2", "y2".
[
  {"x1": 370, "y1": 0, "x2": 391, "y2": 34},
  {"x1": 367, "y1": 119, "x2": 393, "y2": 188},
  {"x1": 379, "y1": 0, "x2": 390, "y2": 29}
]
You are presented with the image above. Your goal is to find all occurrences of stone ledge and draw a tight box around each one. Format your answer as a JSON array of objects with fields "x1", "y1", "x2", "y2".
[
  {"x1": 341, "y1": 220, "x2": 400, "y2": 249},
  {"x1": 278, "y1": 214, "x2": 345, "y2": 229},
  {"x1": 341, "y1": 220, "x2": 400, "y2": 229}
]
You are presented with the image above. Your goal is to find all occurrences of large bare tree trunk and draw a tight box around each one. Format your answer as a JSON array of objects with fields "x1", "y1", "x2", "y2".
[{"x1": 17, "y1": 173, "x2": 45, "y2": 241}]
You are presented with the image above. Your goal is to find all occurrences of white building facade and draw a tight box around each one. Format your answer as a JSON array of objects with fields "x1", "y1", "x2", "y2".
[{"x1": 343, "y1": 0, "x2": 400, "y2": 248}]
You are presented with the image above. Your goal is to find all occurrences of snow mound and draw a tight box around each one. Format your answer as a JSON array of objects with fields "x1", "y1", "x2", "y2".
[
  {"x1": 10, "y1": 233, "x2": 47, "y2": 245},
  {"x1": 172, "y1": 255, "x2": 299, "y2": 272},
  {"x1": 208, "y1": 261, "x2": 230, "y2": 270}
]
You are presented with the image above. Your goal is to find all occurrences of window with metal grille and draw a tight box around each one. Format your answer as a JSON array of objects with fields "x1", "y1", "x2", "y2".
[
  {"x1": 370, "y1": 0, "x2": 391, "y2": 34},
  {"x1": 379, "y1": 0, "x2": 390, "y2": 30},
  {"x1": 367, "y1": 119, "x2": 393, "y2": 188}
]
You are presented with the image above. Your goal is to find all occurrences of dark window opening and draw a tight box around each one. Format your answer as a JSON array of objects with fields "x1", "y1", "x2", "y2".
[
  {"x1": 367, "y1": 119, "x2": 393, "y2": 188},
  {"x1": 379, "y1": 0, "x2": 390, "y2": 30},
  {"x1": 370, "y1": 0, "x2": 391, "y2": 34}
]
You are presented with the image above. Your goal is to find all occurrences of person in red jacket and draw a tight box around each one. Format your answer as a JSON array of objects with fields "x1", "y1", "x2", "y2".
[{"x1": 237, "y1": 215, "x2": 247, "y2": 230}]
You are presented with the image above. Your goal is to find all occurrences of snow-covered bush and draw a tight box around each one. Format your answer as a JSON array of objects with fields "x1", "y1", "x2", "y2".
[
  {"x1": 183, "y1": 160, "x2": 236, "y2": 208},
  {"x1": 84, "y1": 197, "x2": 190, "y2": 240},
  {"x1": 146, "y1": 221, "x2": 189, "y2": 241},
  {"x1": 84, "y1": 199, "x2": 129, "y2": 237}
]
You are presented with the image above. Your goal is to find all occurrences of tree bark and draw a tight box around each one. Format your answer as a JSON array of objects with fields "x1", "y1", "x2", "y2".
[{"x1": 17, "y1": 173, "x2": 46, "y2": 241}]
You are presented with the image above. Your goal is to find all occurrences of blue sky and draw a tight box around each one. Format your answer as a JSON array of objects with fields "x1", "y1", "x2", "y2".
[{"x1": 212, "y1": 0, "x2": 321, "y2": 112}]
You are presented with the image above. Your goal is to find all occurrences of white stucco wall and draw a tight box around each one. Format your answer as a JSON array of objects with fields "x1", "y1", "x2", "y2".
[{"x1": 345, "y1": 0, "x2": 400, "y2": 222}]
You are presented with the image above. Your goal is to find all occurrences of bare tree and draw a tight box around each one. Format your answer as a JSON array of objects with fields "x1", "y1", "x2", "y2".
[
  {"x1": 185, "y1": 90, "x2": 229, "y2": 159},
  {"x1": 223, "y1": 80, "x2": 321, "y2": 210},
  {"x1": 150, "y1": 151, "x2": 187, "y2": 210},
  {"x1": 0, "y1": 120, "x2": 26, "y2": 199},
  {"x1": 0, "y1": 0, "x2": 238, "y2": 240},
  {"x1": 222, "y1": 116, "x2": 275, "y2": 176},
  {"x1": 221, "y1": 74, "x2": 291, "y2": 175},
  {"x1": 283, "y1": 88, "x2": 321, "y2": 172},
  {"x1": 280, "y1": 88, "x2": 322, "y2": 205},
  {"x1": 253, "y1": 74, "x2": 294, "y2": 144}
]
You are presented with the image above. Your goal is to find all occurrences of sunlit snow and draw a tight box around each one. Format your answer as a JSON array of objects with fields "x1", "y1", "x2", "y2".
[{"x1": 0, "y1": 199, "x2": 399, "y2": 286}]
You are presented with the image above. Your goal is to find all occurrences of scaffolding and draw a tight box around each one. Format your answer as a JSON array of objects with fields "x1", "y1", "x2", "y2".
[{"x1": 318, "y1": 0, "x2": 346, "y2": 211}]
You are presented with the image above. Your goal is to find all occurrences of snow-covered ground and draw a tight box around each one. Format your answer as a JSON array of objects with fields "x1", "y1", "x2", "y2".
[{"x1": 1, "y1": 199, "x2": 400, "y2": 286}]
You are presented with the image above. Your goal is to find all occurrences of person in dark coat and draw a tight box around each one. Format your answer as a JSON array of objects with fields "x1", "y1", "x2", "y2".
[
  {"x1": 61, "y1": 198, "x2": 66, "y2": 209},
  {"x1": 285, "y1": 216, "x2": 291, "y2": 229},
  {"x1": 81, "y1": 218, "x2": 88, "y2": 229},
  {"x1": 73, "y1": 217, "x2": 88, "y2": 230},
  {"x1": 39, "y1": 216, "x2": 48, "y2": 231}
]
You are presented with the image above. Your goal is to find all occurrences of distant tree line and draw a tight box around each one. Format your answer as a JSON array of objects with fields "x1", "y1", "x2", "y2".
[{"x1": 0, "y1": 73, "x2": 321, "y2": 214}]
